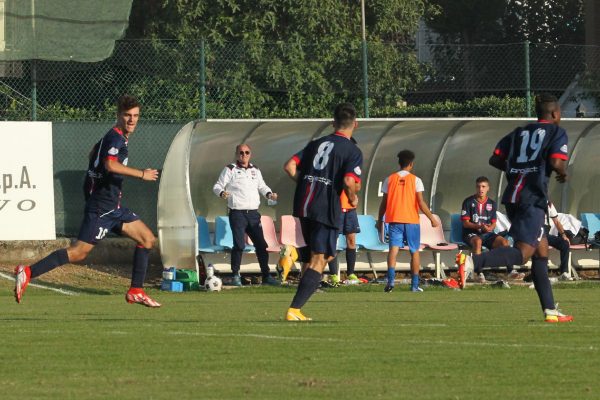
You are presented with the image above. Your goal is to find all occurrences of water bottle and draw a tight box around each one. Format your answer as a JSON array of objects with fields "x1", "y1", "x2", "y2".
[
  {"x1": 162, "y1": 267, "x2": 175, "y2": 281},
  {"x1": 206, "y1": 263, "x2": 215, "y2": 278}
]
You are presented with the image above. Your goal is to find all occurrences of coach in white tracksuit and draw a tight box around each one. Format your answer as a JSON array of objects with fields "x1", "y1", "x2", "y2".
[{"x1": 212, "y1": 143, "x2": 279, "y2": 286}]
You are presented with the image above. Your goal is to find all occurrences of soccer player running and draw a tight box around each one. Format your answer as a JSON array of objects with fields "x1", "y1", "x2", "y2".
[
  {"x1": 14, "y1": 95, "x2": 161, "y2": 307},
  {"x1": 283, "y1": 102, "x2": 363, "y2": 321},
  {"x1": 456, "y1": 93, "x2": 573, "y2": 323}
]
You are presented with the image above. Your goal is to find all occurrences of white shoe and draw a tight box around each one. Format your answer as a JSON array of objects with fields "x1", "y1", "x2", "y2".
[
  {"x1": 476, "y1": 272, "x2": 486, "y2": 283},
  {"x1": 558, "y1": 272, "x2": 573, "y2": 281},
  {"x1": 544, "y1": 304, "x2": 573, "y2": 323},
  {"x1": 507, "y1": 270, "x2": 525, "y2": 281}
]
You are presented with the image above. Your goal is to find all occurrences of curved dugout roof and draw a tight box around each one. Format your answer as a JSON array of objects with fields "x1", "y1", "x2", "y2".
[{"x1": 158, "y1": 118, "x2": 600, "y2": 269}]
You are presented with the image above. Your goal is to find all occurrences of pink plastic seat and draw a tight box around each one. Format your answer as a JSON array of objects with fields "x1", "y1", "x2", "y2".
[
  {"x1": 279, "y1": 215, "x2": 306, "y2": 248},
  {"x1": 420, "y1": 214, "x2": 458, "y2": 278},
  {"x1": 261, "y1": 215, "x2": 283, "y2": 252}
]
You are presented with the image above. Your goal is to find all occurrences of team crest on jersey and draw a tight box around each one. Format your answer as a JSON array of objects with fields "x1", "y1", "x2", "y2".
[
  {"x1": 560, "y1": 144, "x2": 568, "y2": 153},
  {"x1": 354, "y1": 166, "x2": 361, "y2": 176},
  {"x1": 108, "y1": 147, "x2": 119, "y2": 155},
  {"x1": 461, "y1": 210, "x2": 467, "y2": 216},
  {"x1": 486, "y1": 204, "x2": 493, "y2": 211},
  {"x1": 123, "y1": 157, "x2": 128, "y2": 166}
]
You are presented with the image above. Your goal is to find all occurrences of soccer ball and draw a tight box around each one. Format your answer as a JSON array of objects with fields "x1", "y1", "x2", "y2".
[{"x1": 204, "y1": 276, "x2": 222, "y2": 292}]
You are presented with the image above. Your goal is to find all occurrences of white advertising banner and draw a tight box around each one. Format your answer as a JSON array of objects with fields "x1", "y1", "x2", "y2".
[{"x1": 0, "y1": 122, "x2": 55, "y2": 240}]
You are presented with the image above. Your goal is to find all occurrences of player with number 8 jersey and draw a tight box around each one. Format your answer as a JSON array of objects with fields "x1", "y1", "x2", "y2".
[{"x1": 284, "y1": 103, "x2": 363, "y2": 321}]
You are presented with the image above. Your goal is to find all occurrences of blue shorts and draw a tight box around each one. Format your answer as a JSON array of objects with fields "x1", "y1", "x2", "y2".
[
  {"x1": 299, "y1": 218, "x2": 339, "y2": 262},
  {"x1": 338, "y1": 209, "x2": 361, "y2": 235},
  {"x1": 506, "y1": 203, "x2": 546, "y2": 247},
  {"x1": 77, "y1": 207, "x2": 140, "y2": 245},
  {"x1": 388, "y1": 223, "x2": 420, "y2": 253},
  {"x1": 463, "y1": 232, "x2": 500, "y2": 249}
]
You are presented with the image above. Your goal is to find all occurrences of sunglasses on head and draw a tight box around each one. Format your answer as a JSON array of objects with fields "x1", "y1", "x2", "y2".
[{"x1": 239, "y1": 150, "x2": 250, "y2": 155}]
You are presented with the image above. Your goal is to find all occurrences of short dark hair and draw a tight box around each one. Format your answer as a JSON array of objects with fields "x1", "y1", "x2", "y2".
[
  {"x1": 475, "y1": 176, "x2": 489, "y2": 184},
  {"x1": 534, "y1": 93, "x2": 558, "y2": 118},
  {"x1": 333, "y1": 103, "x2": 357, "y2": 129},
  {"x1": 397, "y1": 150, "x2": 415, "y2": 169},
  {"x1": 117, "y1": 95, "x2": 141, "y2": 114}
]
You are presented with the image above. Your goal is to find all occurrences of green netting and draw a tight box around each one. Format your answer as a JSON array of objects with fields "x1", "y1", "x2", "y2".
[{"x1": 0, "y1": 0, "x2": 133, "y2": 62}]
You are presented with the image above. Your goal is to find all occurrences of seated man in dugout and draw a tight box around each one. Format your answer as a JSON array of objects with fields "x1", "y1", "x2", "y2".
[{"x1": 460, "y1": 176, "x2": 524, "y2": 282}]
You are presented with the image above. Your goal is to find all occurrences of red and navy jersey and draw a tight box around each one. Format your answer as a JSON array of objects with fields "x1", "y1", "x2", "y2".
[
  {"x1": 292, "y1": 132, "x2": 362, "y2": 228},
  {"x1": 83, "y1": 127, "x2": 129, "y2": 212},
  {"x1": 460, "y1": 195, "x2": 497, "y2": 236},
  {"x1": 493, "y1": 121, "x2": 568, "y2": 209}
]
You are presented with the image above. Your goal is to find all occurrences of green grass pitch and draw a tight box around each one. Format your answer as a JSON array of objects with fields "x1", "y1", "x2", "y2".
[{"x1": 2, "y1": 281, "x2": 599, "y2": 399}]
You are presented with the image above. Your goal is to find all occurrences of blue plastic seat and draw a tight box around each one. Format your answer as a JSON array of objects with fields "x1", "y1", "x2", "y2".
[
  {"x1": 336, "y1": 233, "x2": 347, "y2": 251},
  {"x1": 214, "y1": 216, "x2": 255, "y2": 252},
  {"x1": 450, "y1": 214, "x2": 468, "y2": 247},
  {"x1": 197, "y1": 216, "x2": 225, "y2": 253},
  {"x1": 581, "y1": 213, "x2": 600, "y2": 245},
  {"x1": 355, "y1": 214, "x2": 388, "y2": 251}
]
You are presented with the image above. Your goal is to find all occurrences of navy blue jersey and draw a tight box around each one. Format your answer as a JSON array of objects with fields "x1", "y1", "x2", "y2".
[
  {"x1": 460, "y1": 195, "x2": 497, "y2": 236},
  {"x1": 292, "y1": 132, "x2": 363, "y2": 228},
  {"x1": 494, "y1": 121, "x2": 568, "y2": 209},
  {"x1": 83, "y1": 127, "x2": 129, "y2": 212}
]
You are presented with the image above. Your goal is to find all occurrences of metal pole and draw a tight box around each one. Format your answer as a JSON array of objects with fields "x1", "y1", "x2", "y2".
[
  {"x1": 524, "y1": 40, "x2": 531, "y2": 118},
  {"x1": 31, "y1": 0, "x2": 37, "y2": 121},
  {"x1": 200, "y1": 39, "x2": 206, "y2": 120},
  {"x1": 31, "y1": 60, "x2": 37, "y2": 121},
  {"x1": 361, "y1": 0, "x2": 369, "y2": 118}
]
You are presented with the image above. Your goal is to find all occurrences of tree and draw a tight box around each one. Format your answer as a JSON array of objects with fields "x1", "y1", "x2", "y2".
[
  {"x1": 124, "y1": 0, "x2": 438, "y2": 117},
  {"x1": 502, "y1": 0, "x2": 585, "y2": 45},
  {"x1": 424, "y1": 0, "x2": 506, "y2": 44}
]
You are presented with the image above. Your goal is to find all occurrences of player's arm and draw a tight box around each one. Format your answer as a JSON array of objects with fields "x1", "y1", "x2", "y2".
[
  {"x1": 489, "y1": 134, "x2": 510, "y2": 171},
  {"x1": 343, "y1": 176, "x2": 358, "y2": 207},
  {"x1": 283, "y1": 157, "x2": 299, "y2": 181},
  {"x1": 416, "y1": 192, "x2": 439, "y2": 227},
  {"x1": 462, "y1": 219, "x2": 481, "y2": 230},
  {"x1": 550, "y1": 158, "x2": 568, "y2": 183},
  {"x1": 483, "y1": 220, "x2": 496, "y2": 233},
  {"x1": 284, "y1": 151, "x2": 303, "y2": 182},
  {"x1": 104, "y1": 159, "x2": 158, "y2": 181},
  {"x1": 376, "y1": 194, "x2": 387, "y2": 233}
]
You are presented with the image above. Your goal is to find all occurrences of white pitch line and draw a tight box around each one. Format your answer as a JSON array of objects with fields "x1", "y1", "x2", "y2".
[
  {"x1": 406, "y1": 339, "x2": 597, "y2": 352},
  {"x1": 165, "y1": 331, "x2": 597, "y2": 352},
  {"x1": 0, "y1": 271, "x2": 78, "y2": 296}
]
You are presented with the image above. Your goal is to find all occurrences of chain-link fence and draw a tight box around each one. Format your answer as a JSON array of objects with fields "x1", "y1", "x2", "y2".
[
  {"x1": 2, "y1": 40, "x2": 600, "y2": 122},
  {"x1": 3, "y1": 40, "x2": 599, "y2": 235}
]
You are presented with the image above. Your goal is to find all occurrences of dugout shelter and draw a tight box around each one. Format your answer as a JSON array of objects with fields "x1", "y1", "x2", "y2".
[{"x1": 158, "y1": 118, "x2": 600, "y2": 271}]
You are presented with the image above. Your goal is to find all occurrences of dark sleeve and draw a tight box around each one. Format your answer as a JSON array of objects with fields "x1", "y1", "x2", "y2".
[
  {"x1": 548, "y1": 127, "x2": 568, "y2": 161},
  {"x1": 460, "y1": 198, "x2": 470, "y2": 221},
  {"x1": 343, "y1": 147, "x2": 363, "y2": 183},
  {"x1": 291, "y1": 150, "x2": 303, "y2": 167},
  {"x1": 490, "y1": 200, "x2": 497, "y2": 223},
  {"x1": 100, "y1": 132, "x2": 124, "y2": 162},
  {"x1": 492, "y1": 133, "x2": 511, "y2": 161}
]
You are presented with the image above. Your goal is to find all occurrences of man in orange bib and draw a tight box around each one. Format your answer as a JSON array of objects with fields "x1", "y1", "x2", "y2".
[{"x1": 376, "y1": 150, "x2": 438, "y2": 292}]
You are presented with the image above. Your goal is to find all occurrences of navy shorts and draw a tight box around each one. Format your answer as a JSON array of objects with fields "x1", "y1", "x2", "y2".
[
  {"x1": 298, "y1": 217, "x2": 339, "y2": 262},
  {"x1": 77, "y1": 207, "x2": 140, "y2": 245},
  {"x1": 338, "y1": 209, "x2": 361, "y2": 235},
  {"x1": 506, "y1": 203, "x2": 546, "y2": 247},
  {"x1": 463, "y1": 232, "x2": 500, "y2": 249}
]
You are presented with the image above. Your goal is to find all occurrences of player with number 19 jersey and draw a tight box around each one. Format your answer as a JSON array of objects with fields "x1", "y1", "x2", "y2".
[
  {"x1": 292, "y1": 132, "x2": 363, "y2": 228},
  {"x1": 494, "y1": 121, "x2": 568, "y2": 209}
]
